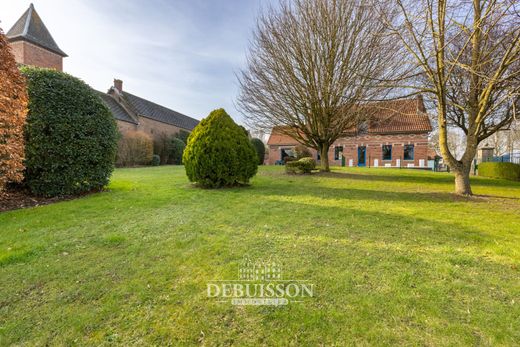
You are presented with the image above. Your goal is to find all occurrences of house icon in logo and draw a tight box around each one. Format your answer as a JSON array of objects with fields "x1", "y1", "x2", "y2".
[{"x1": 239, "y1": 256, "x2": 282, "y2": 281}]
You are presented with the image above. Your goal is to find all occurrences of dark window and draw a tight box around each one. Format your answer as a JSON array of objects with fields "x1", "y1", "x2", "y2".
[
  {"x1": 281, "y1": 148, "x2": 295, "y2": 160},
  {"x1": 334, "y1": 146, "x2": 343, "y2": 160},
  {"x1": 382, "y1": 145, "x2": 392, "y2": 161},
  {"x1": 358, "y1": 146, "x2": 366, "y2": 166},
  {"x1": 404, "y1": 144, "x2": 414, "y2": 160}
]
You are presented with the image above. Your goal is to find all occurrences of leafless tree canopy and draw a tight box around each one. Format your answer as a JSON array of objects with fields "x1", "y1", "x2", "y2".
[
  {"x1": 382, "y1": 0, "x2": 520, "y2": 194},
  {"x1": 237, "y1": 0, "x2": 394, "y2": 170}
]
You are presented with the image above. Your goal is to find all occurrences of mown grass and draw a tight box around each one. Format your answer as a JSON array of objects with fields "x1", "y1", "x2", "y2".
[{"x1": 0, "y1": 166, "x2": 519, "y2": 346}]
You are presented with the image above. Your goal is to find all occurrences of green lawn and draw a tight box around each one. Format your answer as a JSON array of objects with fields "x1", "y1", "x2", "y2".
[{"x1": 1, "y1": 166, "x2": 519, "y2": 346}]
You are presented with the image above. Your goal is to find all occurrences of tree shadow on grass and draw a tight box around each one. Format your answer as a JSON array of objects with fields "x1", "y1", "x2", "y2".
[
  {"x1": 250, "y1": 179, "x2": 476, "y2": 203},
  {"x1": 239, "y1": 190, "x2": 516, "y2": 253},
  {"x1": 317, "y1": 170, "x2": 520, "y2": 190}
]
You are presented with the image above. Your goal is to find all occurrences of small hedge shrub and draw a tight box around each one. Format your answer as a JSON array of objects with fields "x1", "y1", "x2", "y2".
[
  {"x1": 116, "y1": 131, "x2": 153, "y2": 167},
  {"x1": 286, "y1": 157, "x2": 316, "y2": 174},
  {"x1": 176, "y1": 130, "x2": 190, "y2": 145},
  {"x1": 478, "y1": 162, "x2": 520, "y2": 181},
  {"x1": 169, "y1": 137, "x2": 186, "y2": 164},
  {"x1": 152, "y1": 154, "x2": 161, "y2": 166},
  {"x1": 251, "y1": 138, "x2": 265, "y2": 165},
  {"x1": 284, "y1": 156, "x2": 296, "y2": 164},
  {"x1": 22, "y1": 67, "x2": 118, "y2": 197},
  {"x1": 183, "y1": 108, "x2": 258, "y2": 188},
  {"x1": 153, "y1": 133, "x2": 172, "y2": 164}
]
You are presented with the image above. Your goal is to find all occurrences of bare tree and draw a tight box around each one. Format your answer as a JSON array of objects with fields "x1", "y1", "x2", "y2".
[
  {"x1": 382, "y1": 0, "x2": 520, "y2": 194},
  {"x1": 237, "y1": 0, "x2": 394, "y2": 171}
]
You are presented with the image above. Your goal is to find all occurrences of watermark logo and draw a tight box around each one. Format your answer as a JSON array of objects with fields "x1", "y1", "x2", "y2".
[{"x1": 207, "y1": 255, "x2": 314, "y2": 306}]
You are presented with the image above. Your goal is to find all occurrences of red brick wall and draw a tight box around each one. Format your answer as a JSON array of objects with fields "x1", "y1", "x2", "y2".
[
  {"x1": 332, "y1": 133, "x2": 430, "y2": 168},
  {"x1": 9, "y1": 41, "x2": 63, "y2": 71},
  {"x1": 267, "y1": 133, "x2": 431, "y2": 168},
  {"x1": 9, "y1": 41, "x2": 24, "y2": 66}
]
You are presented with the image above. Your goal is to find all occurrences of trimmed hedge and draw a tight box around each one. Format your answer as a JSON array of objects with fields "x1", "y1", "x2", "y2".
[
  {"x1": 286, "y1": 157, "x2": 316, "y2": 174},
  {"x1": 183, "y1": 108, "x2": 258, "y2": 188},
  {"x1": 22, "y1": 67, "x2": 118, "y2": 197},
  {"x1": 478, "y1": 162, "x2": 520, "y2": 181}
]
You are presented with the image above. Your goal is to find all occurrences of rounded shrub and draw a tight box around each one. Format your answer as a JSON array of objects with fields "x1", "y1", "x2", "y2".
[
  {"x1": 21, "y1": 67, "x2": 118, "y2": 197},
  {"x1": 298, "y1": 157, "x2": 316, "y2": 173},
  {"x1": 286, "y1": 157, "x2": 316, "y2": 174},
  {"x1": 152, "y1": 154, "x2": 161, "y2": 166},
  {"x1": 183, "y1": 108, "x2": 258, "y2": 188},
  {"x1": 478, "y1": 162, "x2": 520, "y2": 181},
  {"x1": 251, "y1": 138, "x2": 265, "y2": 165}
]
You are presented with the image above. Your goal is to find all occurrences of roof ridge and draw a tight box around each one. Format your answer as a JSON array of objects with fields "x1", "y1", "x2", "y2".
[
  {"x1": 123, "y1": 91, "x2": 188, "y2": 116},
  {"x1": 22, "y1": 4, "x2": 34, "y2": 36},
  {"x1": 119, "y1": 90, "x2": 199, "y2": 130}
]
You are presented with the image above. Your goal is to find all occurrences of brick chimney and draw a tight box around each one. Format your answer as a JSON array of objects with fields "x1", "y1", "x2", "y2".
[
  {"x1": 417, "y1": 94, "x2": 426, "y2": 113},
  {"x1": 114, "y1": 79, "x2": 123, "y2": 93}
]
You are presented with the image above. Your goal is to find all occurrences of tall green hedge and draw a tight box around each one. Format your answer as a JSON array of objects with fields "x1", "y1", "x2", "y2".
[
  {"x1": 251, "y1": 138, "x2": 265, "y2": 165},
  {"x1": 183, "y1": 108, "x2": 258, "y2": 187},
  {"x1": 478, "y1": 162, "x2": 520, "y2": 181},
  {"x1": 170, "y1": 137, "x2": 186, "y2": 164},
  {"x1": 21, "y1": 67, "x2": 118, "y2": 196}
]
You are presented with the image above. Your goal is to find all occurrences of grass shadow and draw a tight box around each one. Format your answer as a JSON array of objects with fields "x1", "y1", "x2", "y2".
[{"x1": 318, "y1": 170, "x2": 520, "y2": 190}]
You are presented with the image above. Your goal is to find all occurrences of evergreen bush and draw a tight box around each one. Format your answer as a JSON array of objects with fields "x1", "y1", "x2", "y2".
[
  {"x1": 183, "y1": 108, "x2": 258, "y2": 187},
  {"x1": 21, "y1": 67, "x2": 118, "y2": 197},
  {"x1": 286, "y1": 157, "x2": 316, "y2": 174},
  {"x1": 169, "y1": 137, "x2": 186, "y2": 164},
  {"x1": 251, "y1": 138, "x2": 265, "y2": 165},
  {"x1": 151, "y1": 154, "x2": 161, "y2": 166}
]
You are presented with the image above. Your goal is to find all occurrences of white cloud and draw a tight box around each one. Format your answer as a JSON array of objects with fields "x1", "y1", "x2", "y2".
[{"x1": 0, "y1": 0, "x2": 269, "y2": 123}]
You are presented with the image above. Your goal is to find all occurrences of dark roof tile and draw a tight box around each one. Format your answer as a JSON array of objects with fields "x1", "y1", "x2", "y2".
[
  {"x1": 122, "y1": 91, "x2": 199, "y2": 130},
  {"x1": 96, "y1": 92, "x2": 137, "y2": 125},
  {"x1": 6, "y1": 4, "x2": 67, "y2": 57}
]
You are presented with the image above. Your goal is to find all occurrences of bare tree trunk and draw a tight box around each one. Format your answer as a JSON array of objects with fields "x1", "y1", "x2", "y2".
[
  {"x1": 454, "y1": 163, "x2": 472, "y2": 195},
  {"x1": 320, "y1": 145, "x2": 330, "y2": 172}
]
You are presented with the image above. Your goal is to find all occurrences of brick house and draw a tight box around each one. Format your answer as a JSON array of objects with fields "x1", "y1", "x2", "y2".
[
  {"x1": 97, "y1": 80, "x2": 199, "y2": 140},
  {"x1": 267, "y1": 96, "x2": 434, "y2": 168},
  {"x1": 5, "y1": 4, "x2": 199, "y2": 140}
]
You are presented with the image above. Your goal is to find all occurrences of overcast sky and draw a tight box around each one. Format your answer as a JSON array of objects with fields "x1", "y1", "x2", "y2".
[{"x1": 0, "y1": 0, "x2": 273, "y2": 124}]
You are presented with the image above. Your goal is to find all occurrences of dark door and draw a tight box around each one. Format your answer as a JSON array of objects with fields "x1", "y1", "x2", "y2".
[{"x1": 358, "y1": 146, "x2": 366, "y2": 167}]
